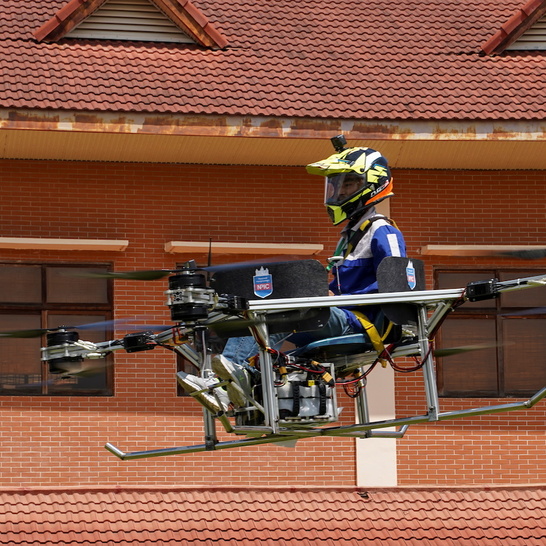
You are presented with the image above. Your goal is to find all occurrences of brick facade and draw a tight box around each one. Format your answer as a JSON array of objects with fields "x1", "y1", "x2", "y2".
[{"x1": 0, "y1": 158, "x2": 544, "y2": 487}]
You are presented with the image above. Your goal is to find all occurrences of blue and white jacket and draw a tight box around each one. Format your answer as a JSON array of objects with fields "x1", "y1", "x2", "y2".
[{"x1": 329, "y1": 207, "x2": 407, "y2": 333}]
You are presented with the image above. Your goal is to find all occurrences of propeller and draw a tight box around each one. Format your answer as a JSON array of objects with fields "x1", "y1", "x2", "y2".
[
  {"x1": 499, "y1": 248, "x2": 546, "y2": 260},
  {"x1": 0, "y1": 318, "x2": 169, "y2": 339},
  {"x1": 433, "y1": 343, "x2": 498, "y2": 358},
  {"x1": 76, "y1": 256, "x2": 303, "y2": 281},
  {"x1": 11, "y1": 362, "x2": 112, "y2": 391},
  {"x1": 75, "y1": 269, "x2": 180, "y2": 281},
  {"x1": 501, "y1": 307, "x2": 546, "y2": 317}
]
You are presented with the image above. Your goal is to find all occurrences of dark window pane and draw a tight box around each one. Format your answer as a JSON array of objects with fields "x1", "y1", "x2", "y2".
[
  {"x1": 46, "y1": 266, "x2": 109, "y2": 304},
  {"x1": 503, "y1": 318, "x2": 546, "y2": 393},
  {"x1": 437, "y1": 271, "x2": 497, "y2": 309},
  {"x1": 436, "y1": 268, "x2": 546, "y2": 398},
  {"x1": 499, "y1": 271, "x2": 546, "y2": 309},
  {"x1": 0, "y1": 264, "x2": 113, "y2": 396},
  {"x1": 0, "y1": 265, "x2": 42, "y2": 303},
  {"x1": 0, "y1": 314, "x2": 42, "y2": 394},
  {"x1": 439, "y1": 317, "x2": 498, "y2": 395}
]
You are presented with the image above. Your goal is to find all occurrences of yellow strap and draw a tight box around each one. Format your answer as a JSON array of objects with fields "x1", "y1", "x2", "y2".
[{"x1": 351, "y1": 310, "x2": 393, "y2": 367}]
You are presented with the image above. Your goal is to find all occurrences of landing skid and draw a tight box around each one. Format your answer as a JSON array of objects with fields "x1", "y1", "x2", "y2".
[
  {"x1": 105, "y1": 386, "x2": 546, "y2": 460},
  {"x1": 101, "y1": 263, "x2": 546, "y2": 460}
]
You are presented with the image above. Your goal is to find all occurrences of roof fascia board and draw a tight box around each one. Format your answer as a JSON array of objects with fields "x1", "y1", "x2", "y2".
[
  {"x1": 3, "y1": 108, "x2": 546, "y2": 142},
  {"x1": 481, "y1": 0, "x2": 546, "y2": 55},
  {"x1": 34, "y1": 0, "x2": 107, "y2": 42},
  {"x1": 153, "y1": 0, "x2": 228, "y2": 48},
  {"x1": 33, "y1": 0, "x2": 228, "y2": 48}
]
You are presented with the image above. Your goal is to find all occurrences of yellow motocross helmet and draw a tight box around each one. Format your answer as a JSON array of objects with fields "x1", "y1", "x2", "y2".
[{"x1": 306, "y1": 142, "x2": 394, "y2": 225}]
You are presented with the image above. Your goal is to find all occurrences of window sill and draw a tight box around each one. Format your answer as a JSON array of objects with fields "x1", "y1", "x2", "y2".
[
  {"x1": 421, "y1": 244, "x2": 546, "y2": 257},
  {"x1": 0, "y1": 237, "x2": 129, "y2": 251},
  {"x1": 165, "y1": 241, "x2": 324, "y2": 255}
]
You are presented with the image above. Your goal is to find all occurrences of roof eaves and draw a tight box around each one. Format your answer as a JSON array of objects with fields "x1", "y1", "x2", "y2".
[
  {"x1": 33, "y1": 0, "x2": 228, "y2": 49},
  {"x1": 481, "y1": 0, "x2": 546, "y2": 55}
]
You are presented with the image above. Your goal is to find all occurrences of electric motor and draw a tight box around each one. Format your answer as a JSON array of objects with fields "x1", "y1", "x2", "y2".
[{"x1": 166, "y1": 270, "x2": 216, "y2": 322}]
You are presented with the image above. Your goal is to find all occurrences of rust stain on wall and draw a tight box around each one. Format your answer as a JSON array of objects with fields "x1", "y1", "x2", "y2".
[
  {"x1": 289, "y1": 119, "x2": 341, "y2": 136},
  {"x1": 140, "y1": 115, "x2": 230, "y2": 135},
  {"x1": 252, "y1": 118, "x2": 284, "y2": 138},
  {"x1": 487, "y1": 126, "x2": 518, "y2": 140},
  {"x1": 432, "y1": 125, "x2": 478, "y2": 139},
  {"x1": 352, "y1": 123, "x2": 415, "y2": 139},
  {"x1": 4, "y1": 111, "x2": 59, "y2": 130},
  {"x1": 74, "y1": 114, "x2": 132, "y2": 133}
]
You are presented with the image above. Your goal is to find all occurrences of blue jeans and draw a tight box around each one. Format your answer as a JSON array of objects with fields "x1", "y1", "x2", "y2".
[{"x1": 222, "y1": 307, "x2": 355, "y2": 365}]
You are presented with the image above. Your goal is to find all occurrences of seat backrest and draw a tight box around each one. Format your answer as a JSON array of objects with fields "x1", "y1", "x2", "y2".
[
  {"x1": 377, "y1": 257, "x2": 426, "y2": 325},
  {"x1": 210, "y1": 260, "x2": 330, "y2": 336}
]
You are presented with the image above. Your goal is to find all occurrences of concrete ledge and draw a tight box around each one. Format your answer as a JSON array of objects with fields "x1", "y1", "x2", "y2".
[
  {"x1": 165, "y1": 241, "x2": 323, "y2": 255},
  {"x1": 421, "y1": 244, "x2": 546, "y2": 257},
  {"x1": 0, "y1": 237, "x2": 129, "y2": 251}
]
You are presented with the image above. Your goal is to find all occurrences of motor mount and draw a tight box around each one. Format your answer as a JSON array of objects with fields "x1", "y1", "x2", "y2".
[
  {"x1": 45, "y1": 329, "x2": 84, "y2": 374},
  {"x1": 166, "y1": 269, "x2": 216, "y2": 322}
]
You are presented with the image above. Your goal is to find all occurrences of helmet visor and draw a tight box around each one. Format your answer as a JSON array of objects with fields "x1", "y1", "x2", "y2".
[{"x1": 324, "y1": 173, "x2": 366, "y2": 206}]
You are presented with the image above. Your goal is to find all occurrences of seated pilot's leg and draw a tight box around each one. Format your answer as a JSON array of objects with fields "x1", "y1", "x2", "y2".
[
  {"x1": 222, "y1": 332, "x2": 287, "y2": 365},
  {"x1": 286, "y1": 307, "x2": 355, "y2": 347},
  {"x1": 215, "y1": 306, "x2": 382, "y2": 407},
  {"x1": 217, "y1": 333, "x2": 286, "y2": 407}
]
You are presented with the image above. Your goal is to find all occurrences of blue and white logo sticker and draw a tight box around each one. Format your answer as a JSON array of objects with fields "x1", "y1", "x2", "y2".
[
  {"x1": 253, "y1": 267, "x2": 273, "y2": 298},
  {"x1": 406, "y1": 260, "x2": 416, "y2": 290}
]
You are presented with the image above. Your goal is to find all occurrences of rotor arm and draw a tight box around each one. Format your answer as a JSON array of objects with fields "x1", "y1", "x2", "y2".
[
  {"x1": 41, "y1": 337, "x2": 125, "y2": 362},
  {"x1": 41, "y1": 326, "x2": 189, "y2": 365},
  {"x1": 465, "y1": 273, "x2": 546, "y2": 302}
]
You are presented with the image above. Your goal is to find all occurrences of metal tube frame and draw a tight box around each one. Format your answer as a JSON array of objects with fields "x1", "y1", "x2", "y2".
[
  {"x1": 39, "y1": 272, "x2": 546, "y2": 460},
  {"x1": 105, "y1": 386, "x2": 546, "y2": 460}
]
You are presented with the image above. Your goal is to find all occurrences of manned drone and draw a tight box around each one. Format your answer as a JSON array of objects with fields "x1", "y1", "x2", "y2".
[
  {"x1": 7, "y1": 251, "x2": 543, "y2": 461},
  {"x1": 4, "y1": 136, "x2": 546, "y2": 460}
]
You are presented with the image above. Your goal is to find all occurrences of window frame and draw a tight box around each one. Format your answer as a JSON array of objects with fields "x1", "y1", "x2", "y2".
[
  {"x1": 435, "y1": 266, "x2": 546, "y2": 399},
  {"x1": 0, "y1": 262, "x2": 114, "y2": 396}
]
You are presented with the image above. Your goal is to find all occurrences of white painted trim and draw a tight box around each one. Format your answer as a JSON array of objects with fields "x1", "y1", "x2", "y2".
[
  {"x1": 421, "y1": 244, "x2": 546, "y2": 257},
  {"x1": 165, "y1": 241, "x2": 324, "y2": 255},
  {"x1": 355, "y1": 366, "x2": 398, "y2": 487}
]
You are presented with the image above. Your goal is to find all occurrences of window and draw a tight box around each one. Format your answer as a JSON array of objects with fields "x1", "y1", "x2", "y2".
[
  {"x1": 436, "y1": 269, "x2": 546, "y2": 398},
  {"x1": 0, "y1": 264, "x2": 113, "y2": 396}
]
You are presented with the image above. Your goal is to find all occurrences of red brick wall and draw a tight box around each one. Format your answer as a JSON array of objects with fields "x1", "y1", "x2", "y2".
[
  {"x1": 1, "y1": 159, "x2": 545, "y2": 487},
  {"x1": 393, "y1": 168, "x2": 546, "y2": 486},
  {"x1": 0, "y1": 159, "x2": 353, "y2": 488}
]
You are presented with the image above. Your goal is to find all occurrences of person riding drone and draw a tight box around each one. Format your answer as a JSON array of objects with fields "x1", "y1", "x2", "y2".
[
  {"x1": 306, "y1": 135, "x2": 406, "y2": 334},
  {"x1": 177, "y1": 136, "x2": 406, "y2": 413}
]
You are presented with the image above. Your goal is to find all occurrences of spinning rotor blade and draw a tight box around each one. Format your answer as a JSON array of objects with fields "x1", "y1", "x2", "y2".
[
  {"x1": 78, "y1": 256, "x2": 302, "y2": 281},
  {"x1": 15, "y1": 363, "x2": 112, "y2": 390},
  {"x1": 498, "y1": 248, "x2": 546, "y2": 260},
  {"x1": 433, "y1": 344, "x2": 496, "y2": 358},
  {"x1": 79, "y1": 270, "x2": 177, "y2": 281},
  {"x1": 0, "y1": 328, "x2": 58, "y2": 339},
  {"x1": 433, "y1": 341, "x2": 510, "y2": 358},
  {"x1": 0, "y1": 318, "x2": 165, "y2": 338},
  {"x1": 501, "y1": 307, "x2": 546, "y2": 316},
  {"x1": 203, "y1": 256, "x2": 301, "y2": 273}
]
